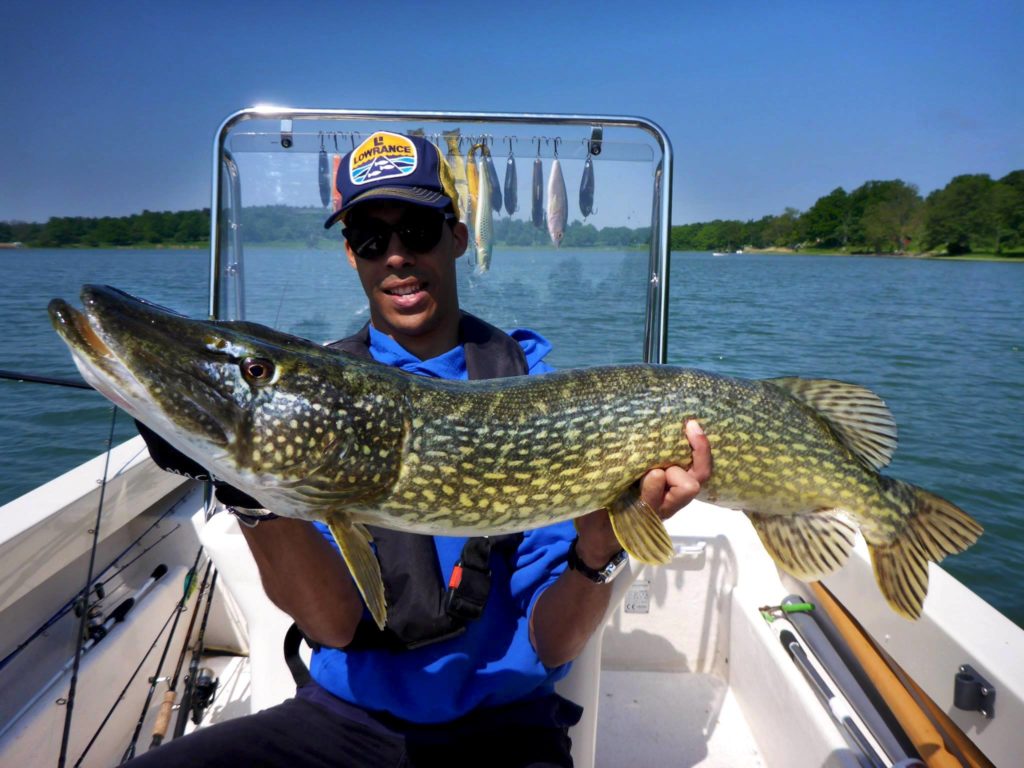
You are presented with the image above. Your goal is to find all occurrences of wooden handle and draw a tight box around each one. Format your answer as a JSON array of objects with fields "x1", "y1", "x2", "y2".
[
  {"x1": 811, "y1": 583, "x2": 992, "y2": 768},
  {"x1": 151, "y1": 690, "x2": 176, "y2": 746}
]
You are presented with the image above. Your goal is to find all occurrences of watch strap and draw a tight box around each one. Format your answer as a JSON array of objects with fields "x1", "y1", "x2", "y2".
[{"x1": 567, "y1": 537, "x2": 627, "y2": 583}]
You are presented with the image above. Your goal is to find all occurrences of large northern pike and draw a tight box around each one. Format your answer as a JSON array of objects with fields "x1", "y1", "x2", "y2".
[{"x1": 49, "y1": 286, "x2": 981, "y2": 628}]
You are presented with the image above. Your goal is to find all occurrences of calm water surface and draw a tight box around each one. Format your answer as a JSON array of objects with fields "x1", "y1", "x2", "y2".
[{"x1": 1, "y1": 248, "x2": 1021, "y2": 625}]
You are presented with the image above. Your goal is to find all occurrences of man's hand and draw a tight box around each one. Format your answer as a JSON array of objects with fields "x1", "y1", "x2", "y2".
[
  {"x1": 574, "y1": 420, "x2": 712, "y2": 568},
  {"x1": 530, "y1": 421, "x2": 713, "y2": 666}
]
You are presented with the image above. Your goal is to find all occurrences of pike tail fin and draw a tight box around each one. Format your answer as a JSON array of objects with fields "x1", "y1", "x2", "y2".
[{"x1": 868, "y1": 480, "x2": 982, "y2": 619}]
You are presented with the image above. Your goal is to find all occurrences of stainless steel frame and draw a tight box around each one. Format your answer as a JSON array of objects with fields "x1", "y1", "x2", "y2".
[{"x1": 210, "y1": 107, "x2": 674, "y2": 363}]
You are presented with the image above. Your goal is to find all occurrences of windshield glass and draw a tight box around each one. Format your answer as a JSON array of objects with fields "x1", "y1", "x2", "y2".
[{"x1": 215, "y1": 112, "x2": 668, "y2": 369}]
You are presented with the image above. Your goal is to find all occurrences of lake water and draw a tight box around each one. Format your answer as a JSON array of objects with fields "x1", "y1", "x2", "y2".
[{"x1": 1, "y1": 247, "x2": 1022, "y2": 626}]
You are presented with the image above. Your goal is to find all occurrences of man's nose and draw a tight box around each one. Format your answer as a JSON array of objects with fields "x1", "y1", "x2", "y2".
[{"x1": 383, "y1": 232, "x2": 415, "y2": 266}]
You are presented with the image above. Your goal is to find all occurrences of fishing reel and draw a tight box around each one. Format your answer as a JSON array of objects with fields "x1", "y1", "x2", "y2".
[{"x1": 189, "y1": 667, "x2": 219, "y2": 725}]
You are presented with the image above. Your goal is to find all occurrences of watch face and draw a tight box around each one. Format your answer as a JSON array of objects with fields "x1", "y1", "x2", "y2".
[{"x1": 598, "y1": 550, "x2": 628, "y2": 583}]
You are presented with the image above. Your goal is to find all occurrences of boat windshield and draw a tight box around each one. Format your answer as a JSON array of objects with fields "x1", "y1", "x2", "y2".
[{"x1": 211, "y1": 109, "x2": 672, "y2": 368}]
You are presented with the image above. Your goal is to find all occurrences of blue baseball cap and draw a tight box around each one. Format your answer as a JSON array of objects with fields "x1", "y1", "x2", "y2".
[{"x1": 323, "y1": 131, "x2": 461, "y2": 229}]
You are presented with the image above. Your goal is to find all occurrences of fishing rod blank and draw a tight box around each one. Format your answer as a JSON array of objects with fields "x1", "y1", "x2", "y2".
[
  {"x1": 73, "y1": 590, "x2": 188, "y2": 767},
  {"x1": 781, "y1": 594, "x2": 913, "y2": 763},
  {"x1": 0, "y1": 368, "x2": 92, "y2": 390},
  {"x1": 173, "y1": 569, "x2": 219, "y2": 738},
  {"x1": 0, "y1": 565, "x2": 168, "y2": 742},
  {"x1": 59, "y1": 406, "x2": 119, "y2": 768},
  {"x1": 0, "y1": 509, "x2": 181, "y2": 674},
  {"x1": 121, "y1": 547, "x2": 203, "y2": 764},
  {"x1": 149, "y1": 559, "x2": 213, "y2": 749},
  {"x1": 779, "y1": 629, "x2": 887, "y2": 768}
]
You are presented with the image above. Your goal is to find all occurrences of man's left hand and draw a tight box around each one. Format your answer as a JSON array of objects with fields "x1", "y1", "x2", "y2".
[{"x1": 574, "y1": 420, "x2": 712, "y2": 568}]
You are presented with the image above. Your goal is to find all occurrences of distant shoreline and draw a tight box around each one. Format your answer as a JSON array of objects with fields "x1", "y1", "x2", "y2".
[
  {"x1": 738, "y1": 246, "x2": 1023, "y2": 263},
  {"x1": 4, "y1": 242, "x2": 1022, "y2": 263}
]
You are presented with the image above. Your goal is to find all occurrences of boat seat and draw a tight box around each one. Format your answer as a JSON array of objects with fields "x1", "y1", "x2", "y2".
[{"x1": 555, "y1": 559, "x2": 637, "y2": 768}]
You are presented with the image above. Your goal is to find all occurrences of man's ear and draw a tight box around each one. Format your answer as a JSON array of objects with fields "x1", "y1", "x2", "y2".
[
  {"x1": 345, "y1": 241, "x2": 358, "y2": 269},
  {"x1": 451, "y1": 221, "x2": 469, "y2": 258}
]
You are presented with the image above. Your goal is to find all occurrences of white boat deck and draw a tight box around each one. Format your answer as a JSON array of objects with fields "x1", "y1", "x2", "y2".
[
  {"x1": 596, "y1": 672, "x2": 763, "y2": 767},
  {"x1": 2, "y1": 447, "x2": 1023, "y2": 766}
]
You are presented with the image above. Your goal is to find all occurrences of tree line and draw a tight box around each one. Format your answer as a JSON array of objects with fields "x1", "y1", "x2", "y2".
[
  {"x1": 0, "y1": 206, "x2": 651, "y2": 249},
  {"x1": 0, "y1": 209, "x2": 210, "y2": 248},
  {"x1": 3, "y1": 169, "x2": 1021, "y2": 255},
  {"x1": 670, "y1": 171, "x2": 1023, "y2": 255}
]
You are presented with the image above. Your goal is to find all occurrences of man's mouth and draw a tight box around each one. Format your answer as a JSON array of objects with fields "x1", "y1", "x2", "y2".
[{"x1": 383, "y1": 281, "x2": 426, "y2": 297}]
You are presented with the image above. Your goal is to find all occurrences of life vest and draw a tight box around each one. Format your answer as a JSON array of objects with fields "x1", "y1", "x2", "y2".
[{"x1": 323, "y1": 312, "x2": 528, "y2": 651}]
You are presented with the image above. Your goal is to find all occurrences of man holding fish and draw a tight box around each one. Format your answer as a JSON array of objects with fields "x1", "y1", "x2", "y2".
[{"x1": 126, "y1": 131, "x2": 711, "y2": 767}]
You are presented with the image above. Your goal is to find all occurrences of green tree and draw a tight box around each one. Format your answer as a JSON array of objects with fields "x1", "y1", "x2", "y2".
[
  {"x1": 763, "y1": 208, "x2": 801, "y2": 247},
  {"x1": 991, "y1": 172, "x2": 1024, "y2": 251},
  {"x1": 923, "y1": 174, "x2": 995, "y2": 254},
  {"x1": 801, "y1": 187, "x2": 850, "y2": 247},
  {"x1": 93, "y1": 217, "x2": 133, "y2": 245},
  {"x1": 860, "y1": 182, "x2": 923, "y2": 253}
]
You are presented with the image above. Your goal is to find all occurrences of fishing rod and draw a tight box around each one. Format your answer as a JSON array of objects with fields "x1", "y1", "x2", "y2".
[
  {"x1": 173, "y1": 569, "x2": 219, "y2": 738},
  {"x1": 0, "y1": 505, "x2": 182, "y2": 674},
  {"x1": 121, "y1": 547, "x2": 204, "y2": 764},
  {"x1": 778, "y1": 628, "x2": 887, "y2": 768},
  {"x1": 73, "y1": 588, "x2": 188, "y2": 767},
  {"x1": 0, "y1": 564, "x2": 168, "y2": 742},
  {"x1": 149, "y1": 560, "x2": 214, "y2": 749},
  {"x1": 58, "y1": 405, "x2": 118, "y2": 768},
  {"x1": 0, "y1": 368, "x2": 92, "y2": 390}
]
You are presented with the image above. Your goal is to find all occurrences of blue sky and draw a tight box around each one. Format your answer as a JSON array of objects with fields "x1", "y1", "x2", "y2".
[{"x1": 2, "y1": 1, "x2": 1020, "y2": 225}]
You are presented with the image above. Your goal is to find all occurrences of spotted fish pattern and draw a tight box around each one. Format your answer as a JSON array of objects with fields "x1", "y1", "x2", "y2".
[{"x1": 49, "y1": 286, "x2": 982, "y2": 628}]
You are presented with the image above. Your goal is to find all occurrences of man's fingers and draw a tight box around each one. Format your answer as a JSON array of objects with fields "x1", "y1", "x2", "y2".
[
  {"x1": 660, "y1": 465, "x2": 701, "y2": 515},
  {"x1": 639, "y1": 468, "x2": 666, "y2": 511}
]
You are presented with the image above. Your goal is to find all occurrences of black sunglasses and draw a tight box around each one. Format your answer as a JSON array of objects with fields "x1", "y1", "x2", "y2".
[{"x1": 342, "y1": 208, "x2": 455, "y2": 260}]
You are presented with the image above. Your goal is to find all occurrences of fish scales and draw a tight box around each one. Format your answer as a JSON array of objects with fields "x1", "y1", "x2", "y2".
[
  {"x1": 373, "y1": 366, "x2": 695, "y2": 531},
  {"x1": 49, "y1": 286, "x2": 982, "y2": 627}
]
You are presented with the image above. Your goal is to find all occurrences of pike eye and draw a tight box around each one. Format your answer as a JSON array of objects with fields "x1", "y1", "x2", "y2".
[{"x1": 241, "y1": 357, "x2": 275, "y2": 385}]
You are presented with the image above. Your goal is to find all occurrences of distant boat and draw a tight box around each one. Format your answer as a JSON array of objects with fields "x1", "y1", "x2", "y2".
[{"x1": 712, "y1": 248, "x2": 743, "y2": 256}]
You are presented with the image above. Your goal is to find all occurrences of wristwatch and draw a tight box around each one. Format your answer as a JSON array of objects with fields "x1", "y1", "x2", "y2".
[{"x1": 567, "y1": 537, "x2": 628, "y2": 584}]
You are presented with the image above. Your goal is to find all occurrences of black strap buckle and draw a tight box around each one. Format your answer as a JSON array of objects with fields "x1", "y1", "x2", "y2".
[{"x1": 445, "y1": 535, "x2": 497, "y2": 621}]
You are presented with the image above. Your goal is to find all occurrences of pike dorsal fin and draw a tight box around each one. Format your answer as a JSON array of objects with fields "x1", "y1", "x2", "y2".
[{"x1": 766, "y1": 377, "x2": 898, "y2": 470}]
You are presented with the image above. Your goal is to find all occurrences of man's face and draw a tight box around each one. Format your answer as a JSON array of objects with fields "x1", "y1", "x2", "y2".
[{"x1": 343, "y1": 201, "x2": 468, "y2": 352}]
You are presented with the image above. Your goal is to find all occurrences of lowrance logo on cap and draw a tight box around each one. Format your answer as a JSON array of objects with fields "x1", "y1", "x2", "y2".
[{"x1": 349, "y1": 132, "x2": 418, "y2": 186}]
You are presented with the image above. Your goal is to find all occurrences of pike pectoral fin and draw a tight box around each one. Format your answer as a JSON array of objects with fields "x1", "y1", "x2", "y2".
[
  {"x1": 607, "y1": 485, "x2": 674, "y2": 565},
  {"x1": 868, "y1": 481, "x2": 982, "y2": 620},
  {"x1": 325, "y1": 514, "x2": 387, "y2": 630},
  {"x1": 746, "y1": 510, "x2": 857, "y2": 581}
]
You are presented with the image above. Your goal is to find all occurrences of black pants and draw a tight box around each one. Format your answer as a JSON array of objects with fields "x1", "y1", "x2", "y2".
[{"x1": 123, "y1": 695, "x2": 575, "y2": 768}]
